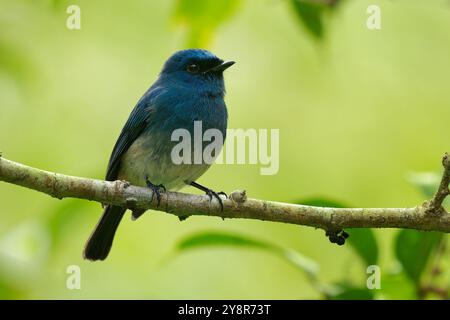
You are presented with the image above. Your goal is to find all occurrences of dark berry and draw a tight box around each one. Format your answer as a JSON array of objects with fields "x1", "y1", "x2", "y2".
[{"x1": 329, "y1": 235, "x2": 338, "y2": 243}]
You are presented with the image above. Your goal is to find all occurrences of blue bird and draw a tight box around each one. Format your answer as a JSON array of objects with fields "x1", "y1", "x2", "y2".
[{"x1": 84, "y1": 49, "x2": 234, "y2": 261}]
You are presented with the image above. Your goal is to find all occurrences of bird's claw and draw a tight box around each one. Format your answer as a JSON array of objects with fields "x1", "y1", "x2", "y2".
[
  {"x1": 189, "y1": 181, "x2": 226, "y2": 212},
  {"x1": 145, "y1": 177, "x2": 166, "y2": 207},
  {"x1": 205, "y1": 189, "x2": 224, "y2": 211},
  {"x1": 217, "y1": 191, "x2": 228, "y2": 198}
]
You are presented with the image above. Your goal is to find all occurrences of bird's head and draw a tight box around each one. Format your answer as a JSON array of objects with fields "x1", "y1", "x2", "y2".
[{"x1": 159, "y1": 49, "x2": 234, "y2": 93}]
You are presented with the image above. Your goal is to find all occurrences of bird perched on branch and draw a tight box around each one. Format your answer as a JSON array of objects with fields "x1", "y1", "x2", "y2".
[{"x1": 84, "y1": 49, "x2": 234, "y2": 261}]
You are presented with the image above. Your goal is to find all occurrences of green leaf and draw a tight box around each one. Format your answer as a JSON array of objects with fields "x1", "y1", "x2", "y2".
[
  {"x1": 173, "y1": 0, "x2": 241, "y2": 47},
  {"x1": 290, "y1": 0, "x2": 325, "y2": 38},
  {"x1": 178, "y1": 232, "x2": 268, "y2": 250},
  {"x1": 44, "y1": 199, "x2": 93, "y2": 254},
  {"x1": 289, "y1": 0, "x2": 341, "y2": 39},
  {"x1": 177, "y1": 232, "x2": 319, "y2": 277},
  {"x1": 378, "y1": 272, "x2": 417, "y2": 299},
  {"x1": 330, "y1": 285, "x2": 375, "y2": 300},
  {"x1": 47, "y1": 201, "x2": 91, "y2": 240},
  {"x1": 346, "y1": 228, "x2": 378, "y2": 266},
  {"x1": 395, "y1": 230, "x2": 443, "y2": 283}
]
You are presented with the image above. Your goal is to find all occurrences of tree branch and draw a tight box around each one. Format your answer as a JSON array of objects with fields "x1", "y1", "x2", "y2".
[{"x1": 0, "y1": 154, "x2": 449, "y2": 234}]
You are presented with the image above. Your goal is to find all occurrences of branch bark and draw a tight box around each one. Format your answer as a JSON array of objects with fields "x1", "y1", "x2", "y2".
[{"x1": 0, "y1": 154, "x2": 449, "y2": 233}]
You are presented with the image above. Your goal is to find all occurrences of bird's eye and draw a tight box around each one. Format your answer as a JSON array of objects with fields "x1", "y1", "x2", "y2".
[{"x1": 186, "y1": 64, "x2": 200, "y2": 74}]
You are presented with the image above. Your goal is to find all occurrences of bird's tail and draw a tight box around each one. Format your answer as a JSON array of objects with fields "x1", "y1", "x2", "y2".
[{"x1": 83, "y1": 205, "x2": 126, "y2": 261}]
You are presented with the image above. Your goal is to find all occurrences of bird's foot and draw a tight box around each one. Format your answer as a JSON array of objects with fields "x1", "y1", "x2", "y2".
[
  {"x1": 189, "y1": 181, "x2": 226, "y2": 211},
  {"x1": 205, "y1": 189, "x2": 224, "y2": 211},
  {"x1": 217, "y1": 191, "x2": 228, "y2": 198},
  {"x1": 145, "y1": 176, "x2": 166, "y2": 207}
]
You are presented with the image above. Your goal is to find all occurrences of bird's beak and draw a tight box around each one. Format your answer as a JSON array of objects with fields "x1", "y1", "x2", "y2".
[{"x1": 205, "y1": 61, "x2": 235, "y2": 74}]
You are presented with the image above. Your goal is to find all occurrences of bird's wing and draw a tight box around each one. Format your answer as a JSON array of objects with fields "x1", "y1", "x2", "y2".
[{"x1": 105, "y1": 99, "x2": 156, "y2": 181}]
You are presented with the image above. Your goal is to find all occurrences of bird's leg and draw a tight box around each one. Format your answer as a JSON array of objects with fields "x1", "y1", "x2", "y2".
[
  {"x1": 189, "y1": 181, "x2": 226, "y2": 211},
  {"x1": 145, "y1": 176, "x2": 166, "y2": 207}
]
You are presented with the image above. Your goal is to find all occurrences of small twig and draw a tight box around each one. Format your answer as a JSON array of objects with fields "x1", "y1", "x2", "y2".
[
  {"x1": 0, "y1": 155, "x2": 449, "y2": 233},
  {"x1": 424, "y1": 153, "x2": 450, "y2": 215}
]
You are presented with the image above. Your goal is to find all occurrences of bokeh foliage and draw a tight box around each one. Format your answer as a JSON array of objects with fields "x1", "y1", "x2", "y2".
[{"x1": 0, "y1": 0, "x2": 449, "y2": 299}]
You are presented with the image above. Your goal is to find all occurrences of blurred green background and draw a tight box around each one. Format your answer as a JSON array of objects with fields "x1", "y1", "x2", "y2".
[{"x1": 0, "y1": 0, "x2": 449, "y2": 299}]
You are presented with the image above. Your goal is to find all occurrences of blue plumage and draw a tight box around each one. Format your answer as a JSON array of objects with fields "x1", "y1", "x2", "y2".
[{"x1": 84, "y1": 49, "x2": 234, "y2": 260}]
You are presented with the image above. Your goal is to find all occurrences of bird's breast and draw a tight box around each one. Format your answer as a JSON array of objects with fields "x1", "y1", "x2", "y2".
[{"x1": 117, "y1": 96, "x2": 227, "y2": 190}]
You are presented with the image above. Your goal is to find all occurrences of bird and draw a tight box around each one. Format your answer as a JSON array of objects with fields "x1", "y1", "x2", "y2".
[{"x1": 83, "y1": 49, "x2": 234, "y2": 261}]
